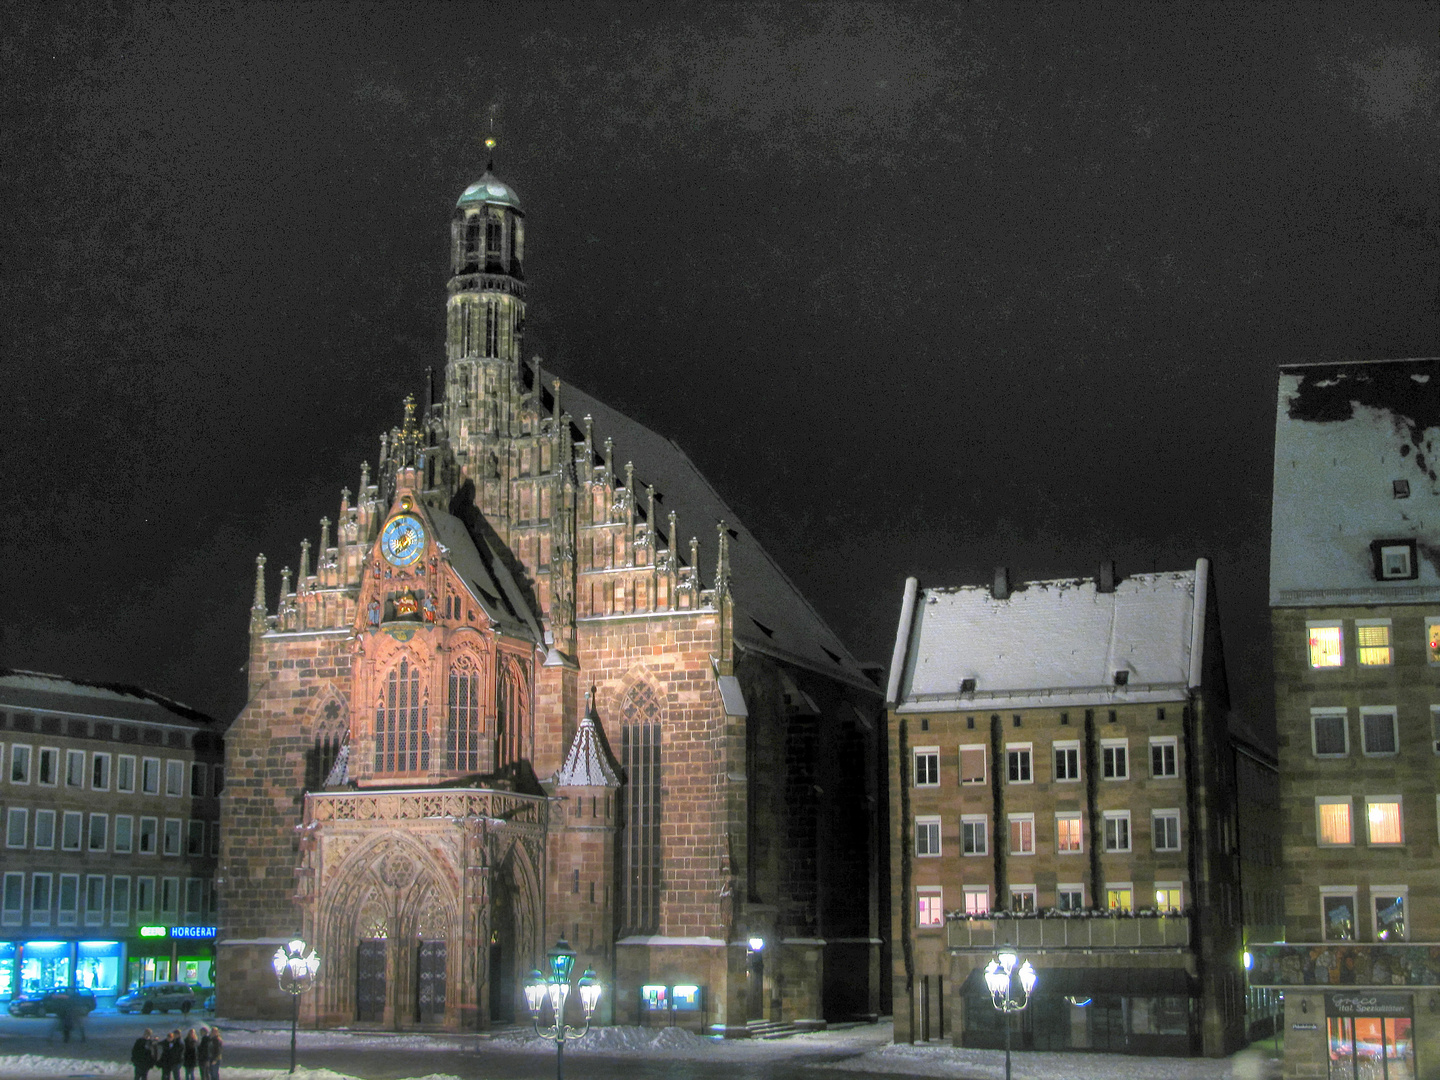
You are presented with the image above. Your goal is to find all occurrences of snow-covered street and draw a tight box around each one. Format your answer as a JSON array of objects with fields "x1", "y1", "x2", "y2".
[{"x1": 0, "y1": 1017, "x2": 1281, "y2": 1080}]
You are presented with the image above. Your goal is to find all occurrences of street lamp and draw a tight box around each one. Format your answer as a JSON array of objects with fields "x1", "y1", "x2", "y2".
[
  {"x1": 983, "y1": 950, "x2": 1037, "y2": 1080},
  {"x1": 524, "y1": 939, "x2": 601, "y2": 1080},
  {"x1": 271, "y1": 938, "x2": 320, "y2": 1075}
]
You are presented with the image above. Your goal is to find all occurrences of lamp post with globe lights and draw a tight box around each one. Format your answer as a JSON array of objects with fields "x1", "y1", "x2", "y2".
[
  {"x1": 271, "y1": 938, "x2": 320, "y2": 1075},
  {"x1": 984, "y1": 951, "x2": 1037, "y2": 1080},
  {"x1": 524, "y1": 939, "x2": 601, "y2": 1080}
]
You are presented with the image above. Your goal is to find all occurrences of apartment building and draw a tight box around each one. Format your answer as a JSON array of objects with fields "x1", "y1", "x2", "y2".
[
  {"x1": 1250, "y1": 358, "x2": 1439, "y2": 1080},
  {"x1": 0, "y1": 670, "x2": 224, "y2": 1006},
  {"x1": 887, "y1": 560, "x2": 1247, "y2": 1057}
]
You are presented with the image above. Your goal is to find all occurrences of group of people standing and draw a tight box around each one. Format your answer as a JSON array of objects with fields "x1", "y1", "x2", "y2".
[{"x1": 130, "y1": 1025, "x2": 222, "y2": 1080}]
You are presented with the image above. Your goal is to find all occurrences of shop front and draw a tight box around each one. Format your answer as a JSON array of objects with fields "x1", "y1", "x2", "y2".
[
  {"x1": 0, "y1": 939, "x2": 125, "y2": 1008},
  {"x1": 1324, "y1": 992, "x2": 1414, "y2": 1080},
  {"x1": 128, "y1": 926, "x2": 216, "y2": 993}
]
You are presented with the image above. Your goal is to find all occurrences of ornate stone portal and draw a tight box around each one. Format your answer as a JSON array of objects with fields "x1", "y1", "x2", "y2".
[{"x1": 298, "y1": 789, "x2": 546, "y2": 1028}]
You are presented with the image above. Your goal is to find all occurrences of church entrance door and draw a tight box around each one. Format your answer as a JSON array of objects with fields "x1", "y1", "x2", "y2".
[
  {"x1": 356, "y1": 940, "x2": 387, "y2": 1023},
  {"x1": 416, "y1": 940, "x2": 446, "y2": 1024}
]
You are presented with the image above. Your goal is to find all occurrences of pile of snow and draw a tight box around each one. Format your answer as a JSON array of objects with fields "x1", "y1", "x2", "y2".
[{"x1": 482, "y1": 1022, "x2": 714, "y2": 1053}]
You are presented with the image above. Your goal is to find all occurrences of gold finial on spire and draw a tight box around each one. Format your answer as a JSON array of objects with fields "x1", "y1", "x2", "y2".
[{"x1": 484, "y1": 104, "x2": 499, "y2": 170}]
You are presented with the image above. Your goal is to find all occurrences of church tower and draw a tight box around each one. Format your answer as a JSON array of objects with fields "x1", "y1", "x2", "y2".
[{"x1": 445, "y1": 170, "x2": 527, "y2": 523}]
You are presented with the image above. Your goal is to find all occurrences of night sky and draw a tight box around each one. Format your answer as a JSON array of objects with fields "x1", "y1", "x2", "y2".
[{"x1": 4, "y1": 3, "x2": 1437, "y2": 742}]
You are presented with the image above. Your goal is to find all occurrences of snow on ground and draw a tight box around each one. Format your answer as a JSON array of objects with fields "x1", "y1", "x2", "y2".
[
  {"x1": 0, "y1": 1023, "x2": 1281, "y2": 1079},
  {"x1": 822, "y1": 1039, "x2": 1280, "y2": 1080}
]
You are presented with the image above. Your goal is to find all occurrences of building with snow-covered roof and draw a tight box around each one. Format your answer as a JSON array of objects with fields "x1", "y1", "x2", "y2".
[
  {"x1": 1249, "y1": 357, "x2": 1440, "y2": 1080},
  {"x1": 886, "y1": 560, "x2": 1245, "y2": 1057},
  {"x1": 218, "y1": 165, "x2": 887, "y2": 1034},
  {"x1": 0, "y1": 670, "x2": 225, "y2": 1010}
]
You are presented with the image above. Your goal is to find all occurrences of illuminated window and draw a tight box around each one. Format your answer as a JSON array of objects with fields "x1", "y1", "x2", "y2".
[
  {"x1": 1101, "y1": 739, "x2": 1128, "y2": 779},
  {"x1": 1366, "y1": 798, "x2": 1403, "y2": 845},
  {"x1": 1374, "y1": 888, "x2": 1407, "y2": 941},
  {"x1": 1150, "y1": 737, "x2": 1178, "y2": 778},
  {"x1": 913, "y1": 747, "x2": 939, "y2": 787},
  {"x1": 917, "y1": 888, "x2": 944, "y2": 928},
  {"x1": 1316, "y1": 797, "x2": 1352, "y2": 845},
  {"x1": 1153, "y1": 809, "x2": 1182, "y2": 852},
  {"x1": 1056, "y1": 812, "x2": 1083, "y2": 853},
  {"x1": 1057, "y1": 884, "x2": 1084, "y2": 911},
  {"x1": 1010, "y1": 886, "x2": 1037, "y2": 913},
  {"x1": 959, "y1": 745, "x2": 986, "y2": 784},
  {"x1": 1106, "y1": 884, "x2": 1133, "y2": 911},
  {"x1": 915, "y1": 816, "x2": 941, "y2": 857},
  {"x1": 446, "y1": 654, "x2": 483, "y2": 771},
  {"x1": 1361, "y1": 708, "x2": 1398, "y2": 755},
  {"x1": 1322, "y1": 889, "x2": 1356, "y2": 941},
  {"x1": 1307, "y1": 622, "x2": 1344, "y2": 668},
  {"x1": 961, "y1": 814, "x2": 988, "y2": 856},
  {"x1": 1356, "y1": 621, "x2": 1392, "y2": 666},
  {"x1": 1155, "y1": 884, "x2": 1184, "y2": 912},
  {"x1": 1006, "y1": 744, "x2": 1033, "y2": 783},
  {"x1": 1103, "y1": 810, "x2": 1131, "y2": 852},
  {"x1": 1053, "y1": 741, "x2": 1080, "y2": 781},
  {"x1": 1311, "y1": 709, "x2": 1349, "y2": 757},
  {"x1": 1008, "y1": 813, "x2": 1035, "y2": 855},
  {"x1": 963, "y1": 885, "x2": 990, "y2": 915},
  {"x1": 374, "y1": 658, "x2": 428, "y2": 774},
  {"x1": 1429, "y1": 620, "x2": 1440, "y2": 665}
]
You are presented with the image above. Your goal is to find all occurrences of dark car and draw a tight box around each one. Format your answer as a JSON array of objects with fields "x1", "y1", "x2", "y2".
[{"x1": 6, "y1": 989, "x2": 96, "y2": 1018}]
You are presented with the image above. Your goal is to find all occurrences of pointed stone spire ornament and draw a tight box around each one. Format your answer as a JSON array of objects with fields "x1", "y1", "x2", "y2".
[
  {"x1": 360, "y1": 461, "x2": 371, "y2": 494},
  {"x1": 715, "y1": 522, "x2": 732, "y2": 599},
  {"x1": 281, "y1": 566, "x2": 294, "y2": 597},
  {"x1": 250, "y1": 553, "x2": 268, "y2": 634},
  {"x1": 319, "y1": 517, "x2": 331, "y2": 556},
  {"x1": 298, "y1": 540, "x2": 311, "y2": 582}
]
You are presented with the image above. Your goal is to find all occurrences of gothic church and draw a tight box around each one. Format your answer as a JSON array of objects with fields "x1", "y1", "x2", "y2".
[{"x1": 218, "y1": 166, "x2": 886, "y2": 1032}]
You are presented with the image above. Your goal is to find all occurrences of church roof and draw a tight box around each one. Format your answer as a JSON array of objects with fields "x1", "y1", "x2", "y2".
[
  {"x1": 0, "y1": 669, "x2": 219, "y2": 727},
  {"x1": 429, "y1": 507, "x2": 542, "y2": 642},
  {"x1": 552, "y1": 377, "x2": 874, "y2": 690},
  {"x1": 457, "y1": 170, "x2": 522, "y2": 212},
  {"x1": 554, "y1": 693, "x2": 621, "y2": 788},
  {"x1": 888, "y1": 562, "x2": 1210, "y2": 711},
  {"x1": 1270, "y1": 357, "x2": 1440, "y2": 607}
]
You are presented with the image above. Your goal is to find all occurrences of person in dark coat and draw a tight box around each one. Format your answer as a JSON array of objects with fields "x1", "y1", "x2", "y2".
[
  {"x1": 195, "y1": 1027, "x2": 211, "y2": 1078},
  {"x1": 158, "y1": 1030, "x2": 184, "y2": 1080},
  {"x1": 205, "y1": 1028, "x2": 222, "y2": 1080},
  {"x1": 182, "y1": 1028, "x2": 199, "y2": 1080},
  {"x1": 131, "y1": 1029, "x2": 157, "y2": 1080}
]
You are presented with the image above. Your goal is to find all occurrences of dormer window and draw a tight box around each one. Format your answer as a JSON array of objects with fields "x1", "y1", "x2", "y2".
[{"x1": 1371, "y1": 539, "x2": 1417, "y2": 581}]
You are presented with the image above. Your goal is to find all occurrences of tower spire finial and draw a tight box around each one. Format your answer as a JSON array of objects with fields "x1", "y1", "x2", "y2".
[{"x1": 484, "y1": 105, "x2": 498, "y2": 172}]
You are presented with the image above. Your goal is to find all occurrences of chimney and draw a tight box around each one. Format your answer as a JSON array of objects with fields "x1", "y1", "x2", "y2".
[
  {"x1": 1098, "y1": 559, "x2": 1118, "y2": 594},
  {"x1": 992, "y1": 566, "x2": 1010, "y2": 600}
]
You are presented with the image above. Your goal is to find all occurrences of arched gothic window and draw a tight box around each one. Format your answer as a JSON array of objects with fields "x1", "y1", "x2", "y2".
[
  {"x1": 308, "y1": 698, "x2": 347, "y2": 789},
  {"x1": 446, "y1": 654, "x2": 482, "y2": 771},
  {"x1": 620, "y1": 682, "x2": 663, "y2": 934},
  {"x1": 374, "y1": 658, "x2": 428, "y2": 774},
  {"x1": 495, "y1": 656, "x2": 528, "y2": 768}
]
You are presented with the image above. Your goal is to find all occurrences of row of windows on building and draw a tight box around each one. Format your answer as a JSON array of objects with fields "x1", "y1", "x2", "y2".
[
  {"x1": 914, "y1": 882, "x2": 1187, "y2": 927},
  {"x1": 914, "y1": 807, "x2": 1183, "y2": 858},
  {"x1": 1306, "y1": 705, "x2": 1440, "y2": 757},
  {"x1": 1305, "y1": 616, "x2": 1440, "y2": 668},
  {"x1": 912, "y1": 737, "x2": 1180, "y2": 788},
  {"x1": 4, "y1": 808, "x2": 218, "y2": 858},
  {"x1": 1, "y1": 872, "x2": 214, "y2": 928},
  {"x1": 1319, "y1": 885, "x2": 1409, "y2": 942},
  {"x1": 371, "y1": 657, "x2": 527, "y2": 774},
  {"x1": 1310, "y1": 795, "x2": 1440, "y2": 847},
  {"x1": 1, "y1": 744, "x2": 222, "y2": 797}
]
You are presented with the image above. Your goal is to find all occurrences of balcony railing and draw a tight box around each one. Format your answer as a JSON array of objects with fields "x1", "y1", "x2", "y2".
[{"x1": 947, "y1": 914, "x2": 1190, "y2": 951}]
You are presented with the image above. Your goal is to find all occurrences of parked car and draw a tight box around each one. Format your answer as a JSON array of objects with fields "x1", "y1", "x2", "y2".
[
  {"x1": 116, "y1": 982, "x2": 196, "y2": 1015},
  {"x1": 7, "y1": 989, "x2": 96, "y2": 1018}
]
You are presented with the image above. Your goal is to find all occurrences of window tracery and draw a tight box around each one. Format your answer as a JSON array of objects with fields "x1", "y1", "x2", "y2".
[
  {"x1": 374, "y1": 657, "x2": 429, "y2": 774},
  {"x1": 447, "y1": 653, "x2": 483, "y2": 772}
]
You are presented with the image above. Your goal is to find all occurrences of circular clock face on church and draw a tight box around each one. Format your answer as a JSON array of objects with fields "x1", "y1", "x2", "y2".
[{"x1": 380, "y1": 514, "x2": 426, "y2": 567}]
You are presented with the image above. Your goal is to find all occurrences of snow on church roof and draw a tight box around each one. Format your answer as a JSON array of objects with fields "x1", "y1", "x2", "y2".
[
  {"x1": 0, "y1": 669, "x2": 218, "y2": 727},
  {"x1": 888, "y1": 562, "x2": 1209, "y2": 711},
  {"x1": 554, "y1": 378, "x2": 874, "y2": 690},
  {"x1": 428, "y1": 507, "x2": 542, "y2": 642},
  {"x1": 1270, "y1": 357, "x2": 1440, "y2": 607}
]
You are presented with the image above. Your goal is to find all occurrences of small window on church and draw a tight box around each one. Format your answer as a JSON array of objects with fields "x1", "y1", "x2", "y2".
[{"x1": 486, "y1": 214, "x2": 502, "y2": 254}]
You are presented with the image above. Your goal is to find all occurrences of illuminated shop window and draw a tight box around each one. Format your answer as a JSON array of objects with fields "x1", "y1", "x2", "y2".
[
  {"x1": 1106, "y1": 884, "x2": 1133, "y2": 912},
  {"x1": 1307, "y1": 622, "x2": 1343, "y2": 668},
  {"x1": 1155, "y1": 884, "x2": 1184, "y2": 912},
  {"x1": 1355, "y1": 621, "x2": 1392, "y2": 666},
  {"x1": 1428, "y1": 620, "x2": 1440, "y2": 665}
]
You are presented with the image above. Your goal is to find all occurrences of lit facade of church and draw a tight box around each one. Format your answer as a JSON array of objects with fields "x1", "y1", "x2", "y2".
[{"x1": 217, "y1": 168, "x2": 887, "y2": 1032}]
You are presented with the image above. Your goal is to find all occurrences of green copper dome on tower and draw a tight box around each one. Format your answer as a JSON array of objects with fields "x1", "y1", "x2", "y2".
[{"x1": 457, "y1": 170, "x2": 522, "y2": 212}]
